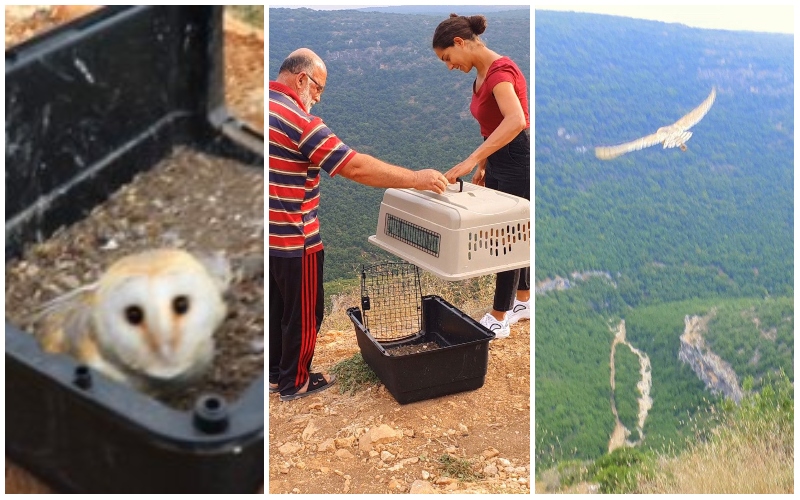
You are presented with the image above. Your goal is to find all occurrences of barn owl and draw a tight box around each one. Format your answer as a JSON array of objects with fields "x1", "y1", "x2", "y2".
[
  {"x1": 595, "y1": 87, "x2": 716, "y2": 160},
  {"x1": 30, "y1": 249, "x2": 230, "y2": 394}
]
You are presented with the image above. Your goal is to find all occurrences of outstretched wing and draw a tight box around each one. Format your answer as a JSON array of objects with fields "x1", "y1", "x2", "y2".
[
  {"x1": 672, "y1": 87, "x2": 716, "y2": 131},
  {"x1": 595, "y1": 87, "x2": 716, "y2": 160},
  {"x1": 595, "y1": 131, "x2": 664, "y2": 160}
]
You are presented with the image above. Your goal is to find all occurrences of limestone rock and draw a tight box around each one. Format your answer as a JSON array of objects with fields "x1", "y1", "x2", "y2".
[
  {"x1": 278, "y1": 441, "x2": 302, "y2": 455},
  {"x1": 410, "y1": 480, "x2": 437, "y2": 494},
  {"x1": 302, "y1": 420, "x2": 320, "y2": 442},
  {"x1": 371, "y1": 424, "x2": 401, "y2": 444},
  {"x1": 387, "y1": 478, "x2": 405, "y2": 491},
  {"x1": 317, "y1": 438, "x2": 336, "y2": 452},
  {"x1": 335, "y1": 436, "x2": 355, "y2": 449},
  {"x1": 335, "y1": 449, "x2": 355, "y2": 460},
  {"x1": 679, "y1": 314, "x2": 744, "y2": 402},
  {"x1": 359, "y1": 424, "x2": 401, "y2": 451}
]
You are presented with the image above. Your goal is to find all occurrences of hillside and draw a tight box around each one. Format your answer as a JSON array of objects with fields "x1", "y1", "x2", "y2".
[
  {"x1": 537, "y1": 370, "x2": 793, "y2": 493},
  {"x1": 269, "y1": 7, "x2": 530, "y2": 283},
  {"x1": 534, "y1": 9, "x2": 793, "y2": 482}
]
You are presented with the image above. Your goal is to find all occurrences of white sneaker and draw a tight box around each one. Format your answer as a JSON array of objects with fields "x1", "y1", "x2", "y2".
[
  {"x1": 479, "y1": 313, "x2": 510, "y2": 339},
  {"x1": 507, "y1": 299, "x2": 530, "y2": 325}
]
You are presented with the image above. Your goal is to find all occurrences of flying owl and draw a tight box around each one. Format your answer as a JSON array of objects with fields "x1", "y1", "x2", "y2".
[
  {"x1": 595, "y1": 87, "x2": 716, "y2": 160},
  {"x1": 29, "y1": 249, "x2": 231, "y2": 394}
]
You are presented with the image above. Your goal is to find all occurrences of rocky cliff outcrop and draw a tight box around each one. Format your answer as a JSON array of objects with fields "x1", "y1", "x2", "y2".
[{"x1": 678, "y1": 314, "x2": 744, "y2": 403}]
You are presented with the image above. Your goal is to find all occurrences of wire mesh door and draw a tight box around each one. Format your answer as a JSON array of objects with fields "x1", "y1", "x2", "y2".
[{"x1": 360, "y1": 262, "x2": 422, "y2": 342}]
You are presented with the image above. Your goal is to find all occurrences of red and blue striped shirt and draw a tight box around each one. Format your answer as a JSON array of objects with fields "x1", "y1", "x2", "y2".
[{"x1": 269, "y1": 81, "x2": 357, "y2": 257}]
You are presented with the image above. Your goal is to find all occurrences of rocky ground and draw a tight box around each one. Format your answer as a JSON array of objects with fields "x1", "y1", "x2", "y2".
[{"x1": 269, "y1": 314, "x2": 531, "y2": 494}]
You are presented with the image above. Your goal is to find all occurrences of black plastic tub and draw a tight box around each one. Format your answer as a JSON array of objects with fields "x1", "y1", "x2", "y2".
[
  {"x1": 347, "y1": 295, "x2": 493, "y2": 404},
  {"x1": 5, "y1": 6, "x2": 263, "y2": 493}
]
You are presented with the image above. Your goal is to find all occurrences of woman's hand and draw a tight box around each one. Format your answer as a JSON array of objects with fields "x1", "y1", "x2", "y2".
[
  {"x1": 445, "y1": 158, "x2": 478, "y2": 184},
  {"x1": 471, "y1": 159, "x2": 487, "y2": 186}
]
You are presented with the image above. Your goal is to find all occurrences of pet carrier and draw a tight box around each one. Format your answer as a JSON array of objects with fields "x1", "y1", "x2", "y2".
[
  {"x1": 368, "y1": 180, "x2": 530, "y2": 281},
  {"x1": 346, "y1": 262, "x2": 493, "y2": 404}
]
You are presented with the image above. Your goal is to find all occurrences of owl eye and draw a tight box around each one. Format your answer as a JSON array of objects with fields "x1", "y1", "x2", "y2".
[
  {"x1": 124, "y1": 305, "x2": 145, "y2": 326},
  {"x1": 173, "y1": 295, "x2": 190, "y2": 315}
]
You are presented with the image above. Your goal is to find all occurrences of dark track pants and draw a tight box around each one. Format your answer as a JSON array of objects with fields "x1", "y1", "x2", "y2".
[
  {"x1": 269, "y1": 251, "x2": 324, "y2": 395},
  {"x1": 485, "y1": 129, "x2": 531, "y2": 312}
]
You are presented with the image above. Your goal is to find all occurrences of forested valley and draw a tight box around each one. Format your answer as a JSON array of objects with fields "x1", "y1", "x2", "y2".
[
  {"x1": 534, "y1": 9, "x2": 793, "y2": 483},
  {"x1": 269, "y1": 7, "x2": 530, "y2": 284}
]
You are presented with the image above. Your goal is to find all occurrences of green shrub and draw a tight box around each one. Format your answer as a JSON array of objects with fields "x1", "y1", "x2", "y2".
[{"x1": 589, "y1": 447, "x2": 650, "y2": 493}]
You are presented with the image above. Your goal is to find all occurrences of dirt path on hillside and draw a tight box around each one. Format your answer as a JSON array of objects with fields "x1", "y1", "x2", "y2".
[{"x1": 608, "y1": 320, "x2": 652, "y2": 453}]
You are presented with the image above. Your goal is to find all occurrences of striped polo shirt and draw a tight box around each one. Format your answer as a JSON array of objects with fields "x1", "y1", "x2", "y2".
[{"x1": 269, "y1": 81, "x2": 357, "y2": 258}]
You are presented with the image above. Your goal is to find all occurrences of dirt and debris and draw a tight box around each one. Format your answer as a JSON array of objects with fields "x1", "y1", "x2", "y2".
[{"x1": 384, "y1": 341, "x2": 442, "y2": 356}]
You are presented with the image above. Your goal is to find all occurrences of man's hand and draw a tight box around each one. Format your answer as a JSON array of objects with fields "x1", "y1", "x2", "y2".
[
  {"x1": 413, "y1": 169, "x2": 450, "y2": 194},
  {"x1": 338, "y1": 154, "x2": 448, "y2": 193}
]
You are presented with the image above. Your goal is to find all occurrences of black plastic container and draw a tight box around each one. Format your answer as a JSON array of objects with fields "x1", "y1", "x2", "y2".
[
  {"x1": 347, "y1": 281, "x2": 493, "y2": 404},
  {"x1": 5, "y1": 7, "x2": 263, "y2": 493}
]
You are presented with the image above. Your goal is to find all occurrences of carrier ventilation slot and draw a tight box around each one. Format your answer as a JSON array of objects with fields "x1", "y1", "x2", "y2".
[
  {"x1": 468, "y1": 222, "x2": 530, "y2": 260},
  {"x1": 385, "y1": 213, "x2": 441, "y2": 257}
]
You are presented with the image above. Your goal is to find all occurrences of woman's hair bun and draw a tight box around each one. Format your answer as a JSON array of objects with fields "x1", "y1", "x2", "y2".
[
  {"x1": 432, "y1": 13, "x2": 488, "y2": 49},
  {"x1": 466, "y1": 15, "x2": 487, "y2": 36}
]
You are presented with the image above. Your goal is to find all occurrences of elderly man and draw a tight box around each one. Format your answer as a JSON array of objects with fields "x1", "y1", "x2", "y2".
[{"x1": 269, "y1": 48, "x2": 449, "y2": 401}]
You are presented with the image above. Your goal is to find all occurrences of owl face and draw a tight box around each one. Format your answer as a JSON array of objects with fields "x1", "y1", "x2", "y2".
[{"x1": 91, "y1": 250, "x2": 226, "y2": 387}]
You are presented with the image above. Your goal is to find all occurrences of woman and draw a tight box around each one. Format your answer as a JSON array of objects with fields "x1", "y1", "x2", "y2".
[{"x1": 433, "y1": 13, "x2": 530, "y2": 338}]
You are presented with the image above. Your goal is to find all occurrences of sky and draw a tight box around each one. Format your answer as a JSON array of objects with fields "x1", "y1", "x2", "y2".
[{"x1": 536, "y1": 5, "x2": 794, "y2": 34}]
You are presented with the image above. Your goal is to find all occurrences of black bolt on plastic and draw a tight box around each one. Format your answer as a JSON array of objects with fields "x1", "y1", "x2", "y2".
[
  {"x1": 193, "y1": 393, "x2": 229, "y2": 434},
  {"x1": 74, "y1": 365, "x2": 92, "y2": 389}
]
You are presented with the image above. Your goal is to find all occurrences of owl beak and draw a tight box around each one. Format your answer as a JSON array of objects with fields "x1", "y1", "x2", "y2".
[{"x1": 157, "y1": 344, "x2": 175, "y2": 363}]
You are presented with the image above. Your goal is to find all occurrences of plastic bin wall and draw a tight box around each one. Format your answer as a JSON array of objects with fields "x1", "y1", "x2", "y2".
[{"x1": 347, "y1": 295, "x2": 492, "y2": 404}]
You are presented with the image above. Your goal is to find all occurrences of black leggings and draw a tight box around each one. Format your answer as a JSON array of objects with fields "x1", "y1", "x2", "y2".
[{"x1": 484, "y1": 129, "x2": 530, "y2": 312}]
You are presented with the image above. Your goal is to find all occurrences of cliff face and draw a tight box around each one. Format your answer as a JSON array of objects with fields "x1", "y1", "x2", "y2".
[
  {"x1": 535, "y1": 276, "x2": 571, "y2": 295},
  {"x1": 535, "y1": 270, "x2": 615, "y2": 295},
  {"x1": 678, "y1": 314, "x2": 744, "y2": 403}
]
